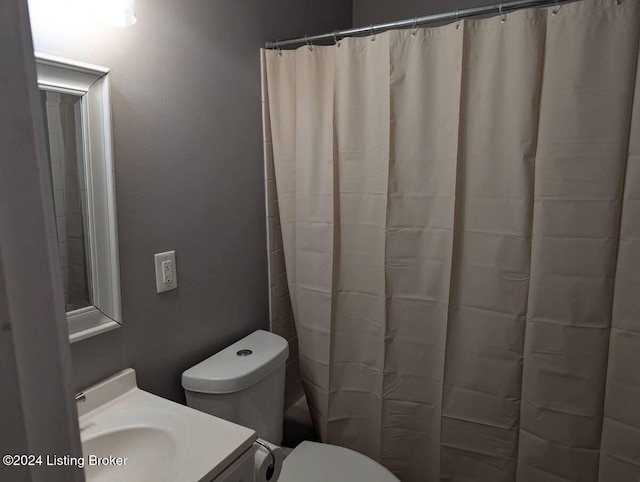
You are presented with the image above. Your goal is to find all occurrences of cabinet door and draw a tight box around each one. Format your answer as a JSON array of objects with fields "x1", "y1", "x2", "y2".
[{"x1": 213, "y1": 447, "x2": 255, "y2": 482}]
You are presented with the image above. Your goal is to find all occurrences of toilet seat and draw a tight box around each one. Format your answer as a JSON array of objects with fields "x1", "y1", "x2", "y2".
[{"x1": 278, "y1": 441, "x2": 399, "y2": 482}]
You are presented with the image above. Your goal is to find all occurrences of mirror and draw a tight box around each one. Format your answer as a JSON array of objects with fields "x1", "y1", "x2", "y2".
[
  {"x1": 41, "y1": 90, "x2": 92, "y2": 312},
  {"x1": 36, "y1": 53, "x2": 122, "y2": 343}
]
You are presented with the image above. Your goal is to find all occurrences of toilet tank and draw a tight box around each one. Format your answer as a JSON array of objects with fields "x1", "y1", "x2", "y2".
[{"x1": 182, "y1": 330, "x2": 289, "y2": 445}]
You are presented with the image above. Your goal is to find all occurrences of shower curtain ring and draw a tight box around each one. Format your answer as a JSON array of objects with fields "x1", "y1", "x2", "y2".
[
  {"x1": 333, "y1": 30, "x2": 341, "y2": 47},
  {"x1": 411, "y1": 17, "x2": 419, "y2": 37},
  {"x1": 615, "y1": 0, "x2": 623, "y2": 5},
  {"x1": 499, "y1": 3, "x2": 507, "y2": 23},
  {"x1": 455, "y1": 9, "x2": 461, "y2": 29},
  {"x1": 552, "y1": 0, "x2": 561, "y2": 15},
  {"x1": 305, "y1": 34, "x2": 314, "y2": 52},
  {"x1": 276, "y1": 40, "x2": 282, "y2": 56},
  {"x1": 370, "y1": 24, "x2": 376, "y2": 42}
]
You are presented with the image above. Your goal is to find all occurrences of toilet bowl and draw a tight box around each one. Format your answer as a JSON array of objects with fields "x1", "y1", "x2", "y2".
[
  {"x1": 278, "y1": 441, "x2": 397, "y2": 482},
  {"x1": 182, "y1": 330, "x2": 398, "y2": 482}
]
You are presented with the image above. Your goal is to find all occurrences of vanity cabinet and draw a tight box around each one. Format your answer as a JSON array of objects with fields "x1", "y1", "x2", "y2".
[{"x1": 211, "y1": 447, "x2": 255, "y2": 482}]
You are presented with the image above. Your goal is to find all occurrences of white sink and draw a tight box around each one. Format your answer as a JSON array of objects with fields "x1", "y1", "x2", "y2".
[
  {"x1": 78, "y1": 369, "x2": 255, "y2": 482},
  {"x1": 83, "y1": 427, "x2": 176, "y2": 481}
]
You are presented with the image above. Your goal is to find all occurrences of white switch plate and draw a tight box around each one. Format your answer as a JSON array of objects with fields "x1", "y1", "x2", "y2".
[{"x1": 155, "y1": 251, "x2": 178, "y2": 293}]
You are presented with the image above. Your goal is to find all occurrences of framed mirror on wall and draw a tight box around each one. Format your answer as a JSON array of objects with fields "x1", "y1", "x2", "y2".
[{"x1": 36, "y1": 53, "x2": 121, "y2": 343}]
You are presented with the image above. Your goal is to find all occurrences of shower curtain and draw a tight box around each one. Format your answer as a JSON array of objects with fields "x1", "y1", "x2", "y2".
[{"x1": 262, "y1": 0, "x2": 640, "y2": 480}]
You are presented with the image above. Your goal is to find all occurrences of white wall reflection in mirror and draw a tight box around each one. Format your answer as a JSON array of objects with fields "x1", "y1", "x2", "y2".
[{"x1": 36, "y1": 53, "x2": 122, "y2": 343}]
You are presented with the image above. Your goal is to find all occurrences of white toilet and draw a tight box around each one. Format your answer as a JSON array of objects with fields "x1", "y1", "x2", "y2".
[{"x1": 182, "y1": 330, "x2": 399, "y2": 482}]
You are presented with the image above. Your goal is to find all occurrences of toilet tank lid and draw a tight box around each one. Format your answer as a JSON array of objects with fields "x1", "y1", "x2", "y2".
[{"x1": 182, "y1": 330, "x2": 289, "y2": 394}]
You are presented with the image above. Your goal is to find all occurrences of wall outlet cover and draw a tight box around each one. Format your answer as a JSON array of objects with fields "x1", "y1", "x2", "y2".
[{"x1": 154, "y1": 251, "x2": 178, "y2": 293}]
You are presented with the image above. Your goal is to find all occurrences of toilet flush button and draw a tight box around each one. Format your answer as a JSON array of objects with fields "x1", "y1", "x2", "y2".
[{"x1": 237, "y1": 349, "x2": 253, "y2": 357}]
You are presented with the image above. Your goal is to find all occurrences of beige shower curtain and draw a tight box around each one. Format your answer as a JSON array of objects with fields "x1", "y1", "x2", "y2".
[{"x1": 262, "y1": 0, "x2": 640, "y2": 480}]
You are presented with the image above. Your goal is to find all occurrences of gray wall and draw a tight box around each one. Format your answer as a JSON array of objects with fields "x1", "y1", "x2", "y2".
[
  {"x1": 29, "y1": 0, "x2": 352, "y2": 403},
  {"x1": 353, "y1": 0, "x2": 489, "y2": 26}
]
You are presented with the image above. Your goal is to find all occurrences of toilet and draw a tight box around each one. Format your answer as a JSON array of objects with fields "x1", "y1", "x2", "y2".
[{"x1": 182, "y1": 330, "x2": 398, "y2": 481}]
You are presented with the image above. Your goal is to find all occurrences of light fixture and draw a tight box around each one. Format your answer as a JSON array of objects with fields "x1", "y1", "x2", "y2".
[{"x1": 91, "y1": 0, "x2": 137, "y2": 27}]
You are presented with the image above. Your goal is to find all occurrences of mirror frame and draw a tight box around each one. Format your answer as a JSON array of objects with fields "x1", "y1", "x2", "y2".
[{"x1": 36, "y1": 53, "x2": 122, "y2": 343}]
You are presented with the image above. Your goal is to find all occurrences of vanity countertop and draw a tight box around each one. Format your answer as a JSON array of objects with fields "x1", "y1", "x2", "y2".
[{"x1": 78, "y1": 368, "x2": 256, "y2": 482}]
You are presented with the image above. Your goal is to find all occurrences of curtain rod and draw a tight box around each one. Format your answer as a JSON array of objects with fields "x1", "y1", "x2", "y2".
[{"x1": 265, "y1": 0, "x2": 578, "y2": 49}]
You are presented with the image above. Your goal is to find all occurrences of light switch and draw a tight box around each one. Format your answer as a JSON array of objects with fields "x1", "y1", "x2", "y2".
[{"x1": 155, "y1": 251, "x2": 178, "y2": 293}]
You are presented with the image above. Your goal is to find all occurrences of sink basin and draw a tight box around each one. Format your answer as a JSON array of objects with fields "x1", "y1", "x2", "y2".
[
  {"x1": 78, "y1": 369, "x2": 255, "y2": 481},
  {"x1": 83, "y1": 427, "x2": 176, "y2": 482}
]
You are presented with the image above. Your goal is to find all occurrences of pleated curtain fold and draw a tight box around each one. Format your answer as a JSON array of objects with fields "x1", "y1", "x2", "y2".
[{"x1": 262, "y1": 0, "x2": 640, "y2": 480}]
